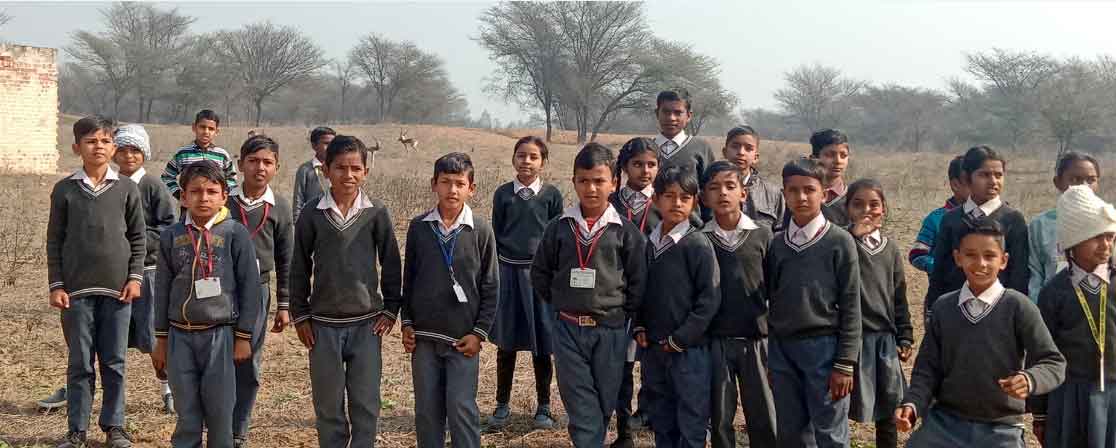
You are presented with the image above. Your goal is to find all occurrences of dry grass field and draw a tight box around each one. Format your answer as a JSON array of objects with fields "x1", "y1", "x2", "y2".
[{"x1": 1, "y1": 117, "x2": 1111, "y2": 447}]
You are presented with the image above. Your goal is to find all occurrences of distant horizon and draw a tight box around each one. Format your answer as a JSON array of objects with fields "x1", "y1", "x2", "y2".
[{"x1": 3, "y1": 1, "x2": 1115, "y2": 124}]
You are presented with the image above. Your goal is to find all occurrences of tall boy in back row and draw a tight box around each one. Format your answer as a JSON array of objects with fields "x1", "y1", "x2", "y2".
[
  {"x1": 161, "y1": 109, "x2": 238, "y2": 200},
  {"x1": 531, "y1": 143, "x2": 648, "y2": 447},
  {"x1": 925, "y1": 145, "x2": 1030, "y2": 319},
  {"x1": 226, "y1": 134, "x2": 295, "y2": 446},
  {"x1": 48, "y1": 116, "x2": 146, "y2": 448}
]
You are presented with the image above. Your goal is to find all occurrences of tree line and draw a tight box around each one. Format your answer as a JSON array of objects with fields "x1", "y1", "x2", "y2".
[{"x1": 7, "y1": 2, "x2": 1116, "y2": 154}]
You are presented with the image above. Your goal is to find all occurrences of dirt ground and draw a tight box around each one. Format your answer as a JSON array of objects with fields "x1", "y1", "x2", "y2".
[{"x1": 1, "y1": 120, "x2": 1105, "y2": 447}]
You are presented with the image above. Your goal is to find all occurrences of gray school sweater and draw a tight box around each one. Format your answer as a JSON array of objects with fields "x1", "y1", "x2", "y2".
[
  {"x1": 292, "y1": 159, "x2": 326, "y2": 223},
  {"x1": 905, "y1": 288, "x2": 1065, "y2": 425},
  {"x1": 608, "y1": 191, "x2": 660, "y2": 236},
  {"x1": 47, "y1": 175, "x2": 146, "y2": 299},
  {"x1": 491, "y1": 182, "x2": 563, "y2": 263},
  {"x1": 635, "y1": 226, "x2": 721, "y2": 350},
  {"x1": 821, "y1": 193, "x2": 849, "y2": 227},
  {"x1": 743, "y1": 170, "x2": 785, "y2": 231},
  {"x1": 854, "y1": 234, "x2": 914, "y2": 345},
  {"x1": 706, "y1": 222, "x2": 773, "y2": 339},
  {"x1": 657, "y1": 135, "x2": 716, "y2": 178},
  {"x1": 153, "y1": 218, "x2": 262, "y2": 340},
  {"x1": 531, "y1": 216, "x2": 648, "y2": 328},
  {"x1": 290, "y1": 199, "x2": 403, "y2": 326},
  {"x1": 226, "y1": 194, "x2": 294, "y2": 308},
  {"x1": 925, "y1": 204, "x2": 1030, "y2": 313},
  {"x1": 137, "y1": 172, "x2": 177, "y2": 270},
  {"x1": 1036, "y1": 268, "x2": 1116, "y2": 386},
  {"x1": 764, "y1": 221, "x2": 862, "y2": 372},
  {"x1": 401, "y1": 215, "x2": 500, "y2": 344}
]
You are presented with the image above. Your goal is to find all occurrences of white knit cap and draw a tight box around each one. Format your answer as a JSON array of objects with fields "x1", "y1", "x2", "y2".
[
  {"x1": 114, "y1": 124, "x2": 151, "y2": 160},
  {"x1": 1057, "y1": 184, "x2": 1116, "y2": 251}
]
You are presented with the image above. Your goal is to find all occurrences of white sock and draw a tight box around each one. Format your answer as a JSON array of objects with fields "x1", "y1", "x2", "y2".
[{"x1": 160, "y1": 379, "x2": 171, "y2": 396}]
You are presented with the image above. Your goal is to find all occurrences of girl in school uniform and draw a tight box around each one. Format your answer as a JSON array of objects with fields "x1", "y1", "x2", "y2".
[
  {"x1": 608, "y1": 137, "x2": 660, "y2": 447},
  {"x1": 487, "y1": 136, "x2": 564, "y2": 430},
  {"x1": 1035, "y1": 184, "x2": 1116, "y2": 448},
  {"x1": 845, "y1": 179, "x2": 914, "y2": 448}
]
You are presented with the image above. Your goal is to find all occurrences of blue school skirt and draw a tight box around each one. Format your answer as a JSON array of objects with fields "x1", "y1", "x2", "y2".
[
  {"x1": 1045, "y1": 381, "x2": 1116, "y2": 448},
  {"x1": 127, "y1": 269, "x2": 157, "y2": 353},
  {"x1": 489, "y1": 262, "x2": 554, "y2": 356},
  {"x1": 850, "y1": 331, "x2": 906, "y2": 422}
]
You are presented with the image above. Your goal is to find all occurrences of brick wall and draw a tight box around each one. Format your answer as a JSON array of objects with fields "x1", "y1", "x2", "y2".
[{"x1": 0, "y1": 45, "x2": 58, "y2": 174}]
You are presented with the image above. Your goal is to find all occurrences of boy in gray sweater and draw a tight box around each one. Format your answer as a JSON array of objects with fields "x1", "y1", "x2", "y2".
[
  {"x1": 292, "y1": 126, "x2": 335, "y2": 222},
  {"x1": 896, "y1": 219, "x2": 1066, "y2": 447},
  {"x1": 48, "y1": 116, "x2": 146, "y2": 448},
  {"x1": 151, "y1": 162, "x2": 262, "y2": 448},
  {"x1": 764, "y1": 158, "x2": 861, "y2": 448}
]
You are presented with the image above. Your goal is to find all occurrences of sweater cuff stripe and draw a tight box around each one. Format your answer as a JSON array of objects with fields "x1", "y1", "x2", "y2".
[
  {"x1": 292, "y1": 315, "x2": 311, "y2": 324},
  {"x1": 667, "y1": 336, "x2": 685, "y2": 352},
  {"x1": 401, "y1": 320, "x2": 413, "y2": 327},
  {"x1": 1033, "y1": 414, "x2": 1047, "y2": 422},
  {"x1": 833, "y1": 362, "x2": 855, "y2": 376},
  {"x1": 234, "y1": 330, "x2": 252, "y2": 340},
  {"x1": 128, "y1": 274, "x2": 144, "y2": 282},
  {"x1": 379, "y1": 310, "x2": 397, "y2": 321},
  {"x1": 154, "y1": 330, "x2": 169, "y2": 337},
  {"x1": 277, "y1": 303, "x2": 290, "y2": 310},
  {"x1": 472, "y1": 327, "x2": 489, "y2": 341}
]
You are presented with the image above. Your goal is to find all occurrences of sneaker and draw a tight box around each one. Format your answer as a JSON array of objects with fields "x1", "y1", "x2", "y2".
[
  {"x1": 609, "y1": 435, "x2": 634, "y2": 448},
  {"x1": 56, "y1": 431, "x2": 86, "y2": 448},
  {"x1": 163, "y1": 392, "x2": 175, "y2": 415},
  {"x1": 38, "y1": 386, "x2": 68, "y2": 410},
  {"x1": 483, "y1": 403, "x2": 511, "y2": 430},
  {"x1": 104, "y1": 426, "x2": 133, "y2": 448},
  {"x1": 532, "y1": 405, "x2": 556, "y2": 430}
]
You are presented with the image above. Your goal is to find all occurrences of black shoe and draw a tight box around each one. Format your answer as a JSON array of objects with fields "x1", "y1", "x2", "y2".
[
  {"x1": 38, "y1": 386, "x2": 68, "y2": 410},
  {"x1": 57, "y1": 431, "x2": 86, "y2": 448},
  {"x1": 484, "y1": 403, "x2": 511, "y2": 431},
  {"x1": 610, "y1": 435, "x2": 635, "y2": 448},
  {"x1": 533, "y1": 404, "x2": 556, "y2": 430},
  {"x1": 104, "y1": 426, "x2": 133, "y2": 448}
]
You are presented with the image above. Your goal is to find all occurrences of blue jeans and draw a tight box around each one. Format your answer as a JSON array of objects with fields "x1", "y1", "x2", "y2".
[
  {"x1": 642, "y1": 344, "x2": 712, "y2": 448},
  {"x1": 552, "y1": 316, "x2": 628, "y2": 448},
  {"x1": 167, "y1": 326, "x2": 235, "y2": 448},
  {"x1": 309, "y1": 322, "x2": 382, "y2": 448},
  {"x1": 412, "y1": 339, "x2": 480, "y2": 448},
  {"x1": 233, "y1": 282, "x2": 270, "y2": 439},
  {"x1": 62, "y1": 295, "x2": 130, "y2": 433},
  {"x1": 711, "y1": 337, "x2": 777, "y2": 448},
  {"x1": 908, "y1": 407, "x2": 1024, "y2": 448},
  {"x1": 769, "y1": 335, "x2": 850, "y2": 448}
]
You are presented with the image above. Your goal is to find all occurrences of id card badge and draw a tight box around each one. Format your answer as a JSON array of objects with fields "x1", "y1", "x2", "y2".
[
  {"x1": 195, "y1": 277, "x2": 222, "y2": 299},
  {"x1": 570, "y1": 268, "x2": 597, "y2": 289},
  {"x1": 452, "y1": 281, "x2": 468, "y2": 303}
]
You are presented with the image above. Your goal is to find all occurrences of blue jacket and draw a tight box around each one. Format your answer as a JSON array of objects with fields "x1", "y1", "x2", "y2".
[{"x1": 908, "y1": 198, "x2": 961, "y2": 274}]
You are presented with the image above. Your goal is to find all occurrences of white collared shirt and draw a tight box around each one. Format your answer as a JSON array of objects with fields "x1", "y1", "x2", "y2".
[
  {"x1": 959, "y1": 279, "x2": 1006, "y2": 309},
  {"x1": 71, "y1": 166, "x2": 120, "y2": 191},
  {"x1": 513, "y1": 177, "x2": 542, "y2": 196},
  {"x1": 422, "y1": 204, "x2": 475, "y2": 235},
  {"x1": 127, "y1": 167, "x2": 146, "y2": 184},
  {"x1": 232, "y1": 185, "x2": 276, "y2": 207},
  {"x1": 654, "y1": 130, "x2": 689, "y2": 157},
  {"x1": 620, "y1": 184, "x2": 654, "y2": 210},
  {"x1": 963, "y1": 196, "x2": 1003, "y2": 218},
  {"x1": 862, "y1": 229, "x2": 883, "y2": 250},
  {"x1": 311, "y1": 157, "x2": 324, "y2": 169},
  {"x1": 703, "y1": 213, "x2": 758, "y2": 247},
  {"x1": 1071, "y1": 262, "x2": 1110, "y2": 289},
  {"x1": 185, "y1": 211, "x2": 221, "y2": 231},
  {"x1": 562, "y1": 203, "x2": 624, "y2": 236},
  {"x1": 649, "y1": 220, "x2": 691, "y2": 251},
  {"x1": 317, "y1": 189, "x2": 374, "y2": 222},
  {"x1": 788, "y1": 213, "x2": 827, "y2": 246}
]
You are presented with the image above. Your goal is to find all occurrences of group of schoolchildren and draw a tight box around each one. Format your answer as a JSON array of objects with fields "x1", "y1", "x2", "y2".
[{"x1": 41, "y1": 87, "x2": 1116, "y2": 448}]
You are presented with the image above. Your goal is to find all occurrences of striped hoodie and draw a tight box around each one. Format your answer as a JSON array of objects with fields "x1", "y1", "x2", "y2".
[{"x1": 161, "y1": 141, "x2": 238, "y2": 198}]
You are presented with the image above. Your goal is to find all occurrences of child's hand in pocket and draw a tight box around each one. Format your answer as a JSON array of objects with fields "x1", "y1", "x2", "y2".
[
  {"x1": 402, "y1": 326, "x2": 416, "y2": 353},
  {"x1": 233, "y1": 338, "x2": 252, "y2": 364},
  {"x1": 828, "y1": 369, "x2": 853, "y2": 401},
  {"x1": 455, "y1": 334, "x2": 482, "y2": 357},
  {"x1": 998, "y1": 373, "x2": 1031, "y2": 399}
]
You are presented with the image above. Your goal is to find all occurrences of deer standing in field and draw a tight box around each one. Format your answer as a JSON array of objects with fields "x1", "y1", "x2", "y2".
[
  {"x1": 398, "y1": 128, "x2": 419, "y2": 151},
  {"x1": 369, "y1": 136, "x2": 382, "y2": 168}
]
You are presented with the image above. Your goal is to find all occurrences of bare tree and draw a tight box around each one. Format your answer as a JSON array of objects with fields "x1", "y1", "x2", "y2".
[
  {"x1": 103, "y1": 2, "x2": 195, "y2": 122},
  {"x1": 350, "y1": 34, "x2": 450, "y2": 124},
  {"x1": 549, "y1": 2, "x2": 652, "y2": 143},
  {"x1": 332, "y1": 59, "x2": 358, "y2": 122},
  {"x1": 215, "y1": 22, "x2": 325, "y2": 126},
  {"x1": 66, "y1": 30, "x2": 133, "y2": 117},
  {"x1": 1039, "y1": 58, "x2": 1106, "y2": 154},
  {"x1": 774, "y1": 63, "x2": 864, "y2": 132},
  {"x1": 477, "y1": 2, "x2": 565, "y2": 141},
  {"x1": 964, "y1": 48, "x2": 1058, "y2": 149},
  {"x1": 855, "y1": 84, "x2": 946, "y2": 151}
]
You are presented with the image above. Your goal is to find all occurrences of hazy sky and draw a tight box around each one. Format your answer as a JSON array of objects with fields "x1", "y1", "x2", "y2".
[{"x1": 3, "y1": 1, "x2": 1116, "y2": 123}]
